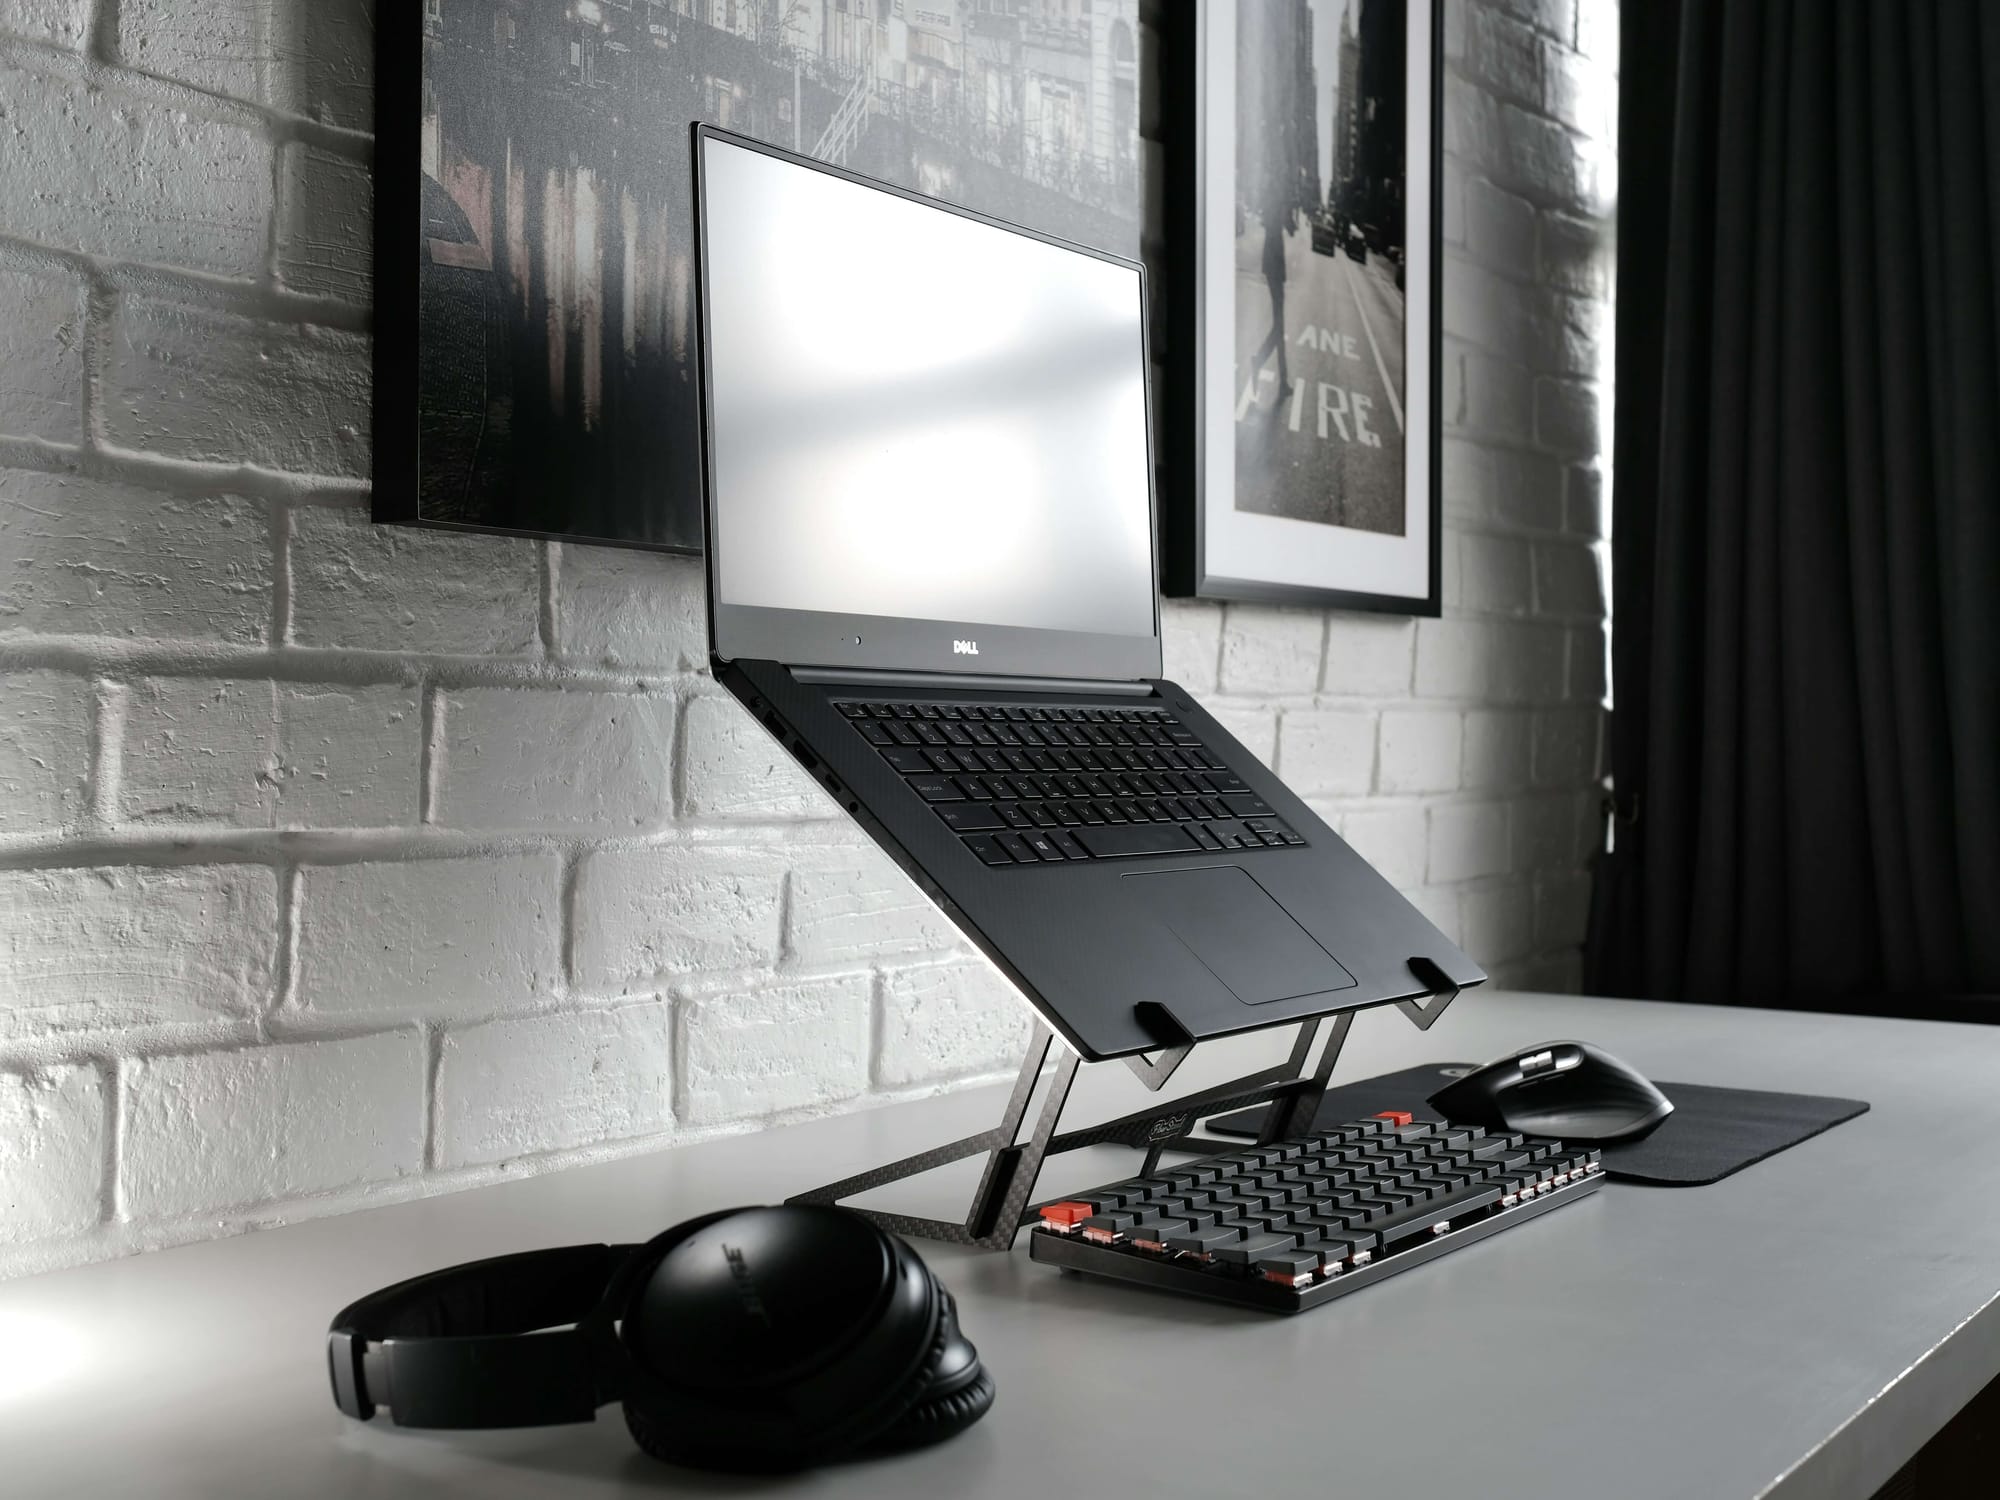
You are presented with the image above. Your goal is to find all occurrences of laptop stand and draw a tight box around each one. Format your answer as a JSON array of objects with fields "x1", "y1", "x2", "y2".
[{"x1": 788, "y1": 957, "x2": 1464, "y2": 1251}]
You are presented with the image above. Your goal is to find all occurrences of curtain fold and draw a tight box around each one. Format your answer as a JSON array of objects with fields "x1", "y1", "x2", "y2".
[{"x1": 1594, "y1": 0, "x2": 2000, "y2": 1011}]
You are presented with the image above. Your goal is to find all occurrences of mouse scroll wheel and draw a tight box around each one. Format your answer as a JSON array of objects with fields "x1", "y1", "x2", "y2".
[{"x1": 1519, "y1": 1049, "x2": 1556, "y2": 1075}]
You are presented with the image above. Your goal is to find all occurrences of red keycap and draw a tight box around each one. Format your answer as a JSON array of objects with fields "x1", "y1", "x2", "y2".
[
  {"x1": 1374, "y1": 1110, "x2": 1416, "y2": 1127},
  {"x1": 1038, "y1": 1201, "x2": 1094, "y2": 1227}
]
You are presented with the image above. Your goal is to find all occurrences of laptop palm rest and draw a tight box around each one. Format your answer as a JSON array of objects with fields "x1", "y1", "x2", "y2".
[{"x1": 1122, "y1": 867, "x2": 1357, "y2": 1006}]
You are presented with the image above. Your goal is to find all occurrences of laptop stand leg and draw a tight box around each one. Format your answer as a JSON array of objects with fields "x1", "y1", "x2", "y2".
[{"x1": 785, "y1": 966, "x2": 1464, "y2": 1251}]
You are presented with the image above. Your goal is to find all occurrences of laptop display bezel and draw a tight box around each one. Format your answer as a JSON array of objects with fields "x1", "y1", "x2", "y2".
[{"x1": 691, "y1": 124, "x2": 1164, "y2": 682}]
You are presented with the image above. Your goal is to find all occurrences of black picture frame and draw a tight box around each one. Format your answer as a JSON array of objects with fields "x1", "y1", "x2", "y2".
[
  {"x1": 1158, "y1": 0, "x2": 1444, "y2": 616},
  {"x1": 372, "y1": 2, "x2": 1148, "y2": 559}
]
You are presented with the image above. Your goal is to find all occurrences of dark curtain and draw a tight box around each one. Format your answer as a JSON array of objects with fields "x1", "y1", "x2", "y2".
[{"x1": 1591, "y1": 0, "x2": 2000, "y2": 1013}]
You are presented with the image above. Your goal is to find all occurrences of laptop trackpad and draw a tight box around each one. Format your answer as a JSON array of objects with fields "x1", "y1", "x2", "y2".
[{"x1": 1122, "y1": 867, "x2": 1356, "y2": 1005}]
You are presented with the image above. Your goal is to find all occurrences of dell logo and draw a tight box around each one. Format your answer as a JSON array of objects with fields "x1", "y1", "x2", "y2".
[{"x1": 953, "y1": 639, "x2": 979, "y2": 656}]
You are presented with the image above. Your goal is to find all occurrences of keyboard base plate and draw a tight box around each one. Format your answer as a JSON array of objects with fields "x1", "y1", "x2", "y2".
[{"x1": 1029, "y1": 1171, "x2": 1603, "y2": 1313}]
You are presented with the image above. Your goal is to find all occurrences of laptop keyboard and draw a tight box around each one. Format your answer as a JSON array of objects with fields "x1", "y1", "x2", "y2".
[{"x1": 837, "y1": 700, "x2": 1306, "y2": 865}]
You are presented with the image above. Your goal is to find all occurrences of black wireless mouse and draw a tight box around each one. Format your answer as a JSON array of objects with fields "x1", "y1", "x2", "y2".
[{"x1": 1428, "y1": 1040, "x2": 1674, "y2": 1142}]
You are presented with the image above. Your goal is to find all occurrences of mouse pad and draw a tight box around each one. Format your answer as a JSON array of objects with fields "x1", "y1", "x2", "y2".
[{"x1": 1204, "y1": 1065, "x2": 1870, "y2": 1186}]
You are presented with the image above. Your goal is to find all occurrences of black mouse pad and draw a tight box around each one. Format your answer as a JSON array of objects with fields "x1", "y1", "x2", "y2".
[{"x1": 1204, "y1": 1065, "x2": 1870, "y2": 1186}]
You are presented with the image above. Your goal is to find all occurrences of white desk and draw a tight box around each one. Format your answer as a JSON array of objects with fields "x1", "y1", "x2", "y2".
[{"x1": 5, "y1": 991, "x2": 1998, "y2": 1499}]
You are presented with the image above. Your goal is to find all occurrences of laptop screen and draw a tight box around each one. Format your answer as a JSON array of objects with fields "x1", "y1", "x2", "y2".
[{"x1": 696, "y1": 131, "x2": 1160, "y2": 680}]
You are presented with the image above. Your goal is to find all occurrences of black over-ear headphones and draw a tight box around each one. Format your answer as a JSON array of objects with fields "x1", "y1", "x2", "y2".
[{"x1": 327, "y1": 1205, "x2": 995, "y2": 1471}]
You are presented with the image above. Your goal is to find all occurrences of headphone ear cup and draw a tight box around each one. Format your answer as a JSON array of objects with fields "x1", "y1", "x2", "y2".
[{"x1": 864, "y1": 1282, "x2": 995, "y2": 1455}]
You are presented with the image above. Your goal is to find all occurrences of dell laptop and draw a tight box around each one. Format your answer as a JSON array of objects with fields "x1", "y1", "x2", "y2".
[{"x1": 690, "y1": 125, "x2": 1481, "y2": 1062}]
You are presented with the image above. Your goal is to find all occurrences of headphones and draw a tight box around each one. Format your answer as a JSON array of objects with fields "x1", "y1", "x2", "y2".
[{"x1": 327, "y1": 1204, "x2": 995, "y2": 1471}]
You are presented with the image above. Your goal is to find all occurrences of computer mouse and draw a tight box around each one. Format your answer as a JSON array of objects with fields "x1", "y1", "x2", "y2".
[{"x1": 1427, "y1": 1040, "x2": 1673, "y2": 1142}]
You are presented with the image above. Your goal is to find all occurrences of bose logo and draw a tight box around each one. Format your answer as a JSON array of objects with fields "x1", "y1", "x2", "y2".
[{"x1": 953, "y1": 640, "x2": 980, "y2": 656}]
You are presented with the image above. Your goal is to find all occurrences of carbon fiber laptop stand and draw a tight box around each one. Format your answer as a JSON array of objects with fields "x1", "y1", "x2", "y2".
[{"x1": 787, "y1": 958, "x2": 1466, "y2": 1251}]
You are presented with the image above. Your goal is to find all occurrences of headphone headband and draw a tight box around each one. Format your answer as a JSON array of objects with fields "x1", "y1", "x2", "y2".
[{"x1": 328, "y1": 1242, "x2": 637, "y2": 1428}]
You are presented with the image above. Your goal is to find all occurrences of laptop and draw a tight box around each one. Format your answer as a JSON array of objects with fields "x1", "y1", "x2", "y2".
[{"x1": 690, "y1": 125, "x2": 1482, "y2": 1063}]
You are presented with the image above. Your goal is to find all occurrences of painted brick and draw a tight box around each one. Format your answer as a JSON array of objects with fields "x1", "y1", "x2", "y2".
[
  {"x1": 680, "y1": 973, "x2": 871, "y2": 1125},
  {"x1": 1464, "y1": 709, "x2": 1534, "y2": 790},
  {"x1": 0, "y1": 0, "x2": 90, "y2": 48},
  {"x1": 1429, "y1": 801, "x2": 1511, "y2": 883},
  {"x1": 0, "y1": 670, "x2": 92, "y2": 834},
  {"x1": 268, "y1": 0, "x2": 374, "y2": 131},
  {"x1": 121, "y1": 1031, "x2": 424, "y2": 1218},
  {"x1": 1322, "y1": 613, "x2": 1415, "y2": 696},
  {"x1": 1415, "y1": 618, "x2": 1567, "y2": 703},
  {"x1": 1461, "y1": 4, "x2": 1542, "y2": 103},
  {"x1": 1460, "y1": 883, "x2": 1539, "y2": 966},
  {"x1": 294, "y1": 856, "x2": 562, "y2": 1021},
  {"x1": 680, "y1": 693, "x2": 832, "y2": 820},
  {"x1": 557, "y1": 545, "x2": 706, "y2": 670},
  {"x1": 1575, "y1": 0, "x2": 1614, "y2": 59},
  {"x1": 1160, "y1": 597, "x2": 1222, "y2": 693},
  {"x1": 0, "y1": 267, "x2": 83, "y2": 442},
  {"x1": 1493, "y1": 101, "x2": 1592, "y2": 208},
  {"x1": 0, "y1": 864, "x2": 278, "y2": 1037},
  {"x1": 0, "y1": 1064, "x2": 103, "y2": 1245},
  {"x1": 287, "y1": 504, "x2": 540, "y2": 655},
  {"x1": 1495, "y1": 0, "x2": 1576, "y2": 42},
  {"x1": 788, "y1": 841, "x2": 963, "y2": 969},
  {"x1": 277, "y1": 143, "x2": 371, "y2": 301},
  {"x1": 1336, "y1": 804, "x2": 1429, "y2": 890},
  {"x1": 1220, "y1": 604, "x2": 1323, "y2": 695},
  {"x1": 877, "y1": 959, "x2": 1030, "y2": 1089},
  {"x1": 1537, "y1": 871, "x2": 1594, "y2": 950},
  {"x1": 1209, "y1": 703, "x2": 1277, "y2": 768},
  {"x1": 1459, "y1": 532, "x2": 1534, "y2": 615},
  {"x1": 1441, "y1": 438, "x2": 1565, "y2": 530},
  {"x1": 119, "y1": 0, "x2": 265, "y2": 100},
  {"x1": 573, "y1": 845, "x2": 785, "y2": 993},
  {"x1": 1513, "y1": 790, "x2": 1596, "y2": 873},
  {"x1": 1533, "y1": 707, "x2": 1601, "y2": 787},
  {"x1": 1542, "y1": 37, "x2": 1613, "y2": 138},
  {"x1": 0, "y1": 64, "x2": 270, "y2": 276},
  {"x1": 435, "y1": 1001, "x2": 674, "y2": 1168},
  {"x1": 1534, "y1": 375, "x2": 1601, "y2": 456},
  {"x1": 1279, "y1": 709, "x2": 1376, "y2": 795},
  {"x1": 1457, "y1": 347, "x2": 1535, "y2": 443},
  {"x1": 1540, "y1": 209, "x2": 1611, "y2": 298},
  {"x1": 1462, "y1": 178, "x2": 1537, "y2": 273},
  {"x1": 119, "y1": 678, "x2": 419, "y2": 829},
  {"x1": 435, "y1": 687, "x2": 675, "y2": 832},
  {"x1": 1568, "y1": 623, "x2": 1607, "y2": 702},
  {"x1": 0, "y1": 471, "x2": 270, "y2": 645},
  {"x1": 1566, "y1": 464, "x2": 1604, "y2": 538},
  {"x1": 106, "y1": 298, "x2": 370, "y2": 477},
  {"x1": 1378, "y1": 710, "x2": 1463, "y2": 794}
]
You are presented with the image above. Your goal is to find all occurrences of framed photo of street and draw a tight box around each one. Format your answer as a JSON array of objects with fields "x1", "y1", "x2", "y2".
[{"x1": 1159, "y1": 0, "x2": 1443, "y2": 614}]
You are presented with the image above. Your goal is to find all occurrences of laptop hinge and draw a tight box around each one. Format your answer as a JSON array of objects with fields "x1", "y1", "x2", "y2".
[{"x1": 790, "y1": 666, "x2": 1155, "y2": 697}]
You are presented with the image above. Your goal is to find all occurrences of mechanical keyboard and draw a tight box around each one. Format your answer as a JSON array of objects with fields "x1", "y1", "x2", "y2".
[
  {"x1": 1028, "y1": 1114, "x2": 1603, "y2": 1311},
  {"x1": 836, "y1": 700, "x2": 1307, "y2": 865}
]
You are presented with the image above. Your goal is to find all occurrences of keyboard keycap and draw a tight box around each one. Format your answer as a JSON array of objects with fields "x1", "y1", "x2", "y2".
[
  {"x1": 1072, "y1": 824, "x2": 1201, "y2": 859},
  {"x1": 939, "y1": 803, "x2": 1006, "y2": 833},
  {"x1": 963, "y1": 834, "x2": 1013, "y2": 865},
  {"x1": 909, "y1": 777, "x2": 963, "y2": 802}
]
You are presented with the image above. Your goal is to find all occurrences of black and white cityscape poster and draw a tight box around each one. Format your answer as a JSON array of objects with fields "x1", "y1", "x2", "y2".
[
  {"x1": 1169, "y1": 0, "x2": 1440, "y2": 613},
  {"x1": 378, "y1": 1, "x2": 1144, "y2": 553}
]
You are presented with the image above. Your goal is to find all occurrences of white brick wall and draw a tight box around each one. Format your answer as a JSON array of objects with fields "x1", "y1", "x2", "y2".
[{"x1": 0, "y1": 2, "x2": 1614, "y2": 1277}]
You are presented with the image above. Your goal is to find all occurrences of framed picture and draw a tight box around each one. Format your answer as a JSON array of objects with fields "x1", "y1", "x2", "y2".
[
  {"x1": 374, "y1": 0, "x2": 1146, "y2": 556},
  {"x1": 1159, "y1": 0, "x2": 1442, "y2": 614}
]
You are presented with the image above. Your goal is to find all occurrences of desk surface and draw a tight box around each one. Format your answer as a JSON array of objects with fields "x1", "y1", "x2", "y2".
[{"x1": 5, "y1": 991, "x2": 1999, "y2": 1500}]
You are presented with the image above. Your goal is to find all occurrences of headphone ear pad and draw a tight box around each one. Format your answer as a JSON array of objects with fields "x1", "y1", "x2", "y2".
[
  {"x1": 871, "y1": 1363, "x2": 996, "y2": 1452},
  {"x1": 865, "y1": 1282, "x2": 995, "y2": 1454}
]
